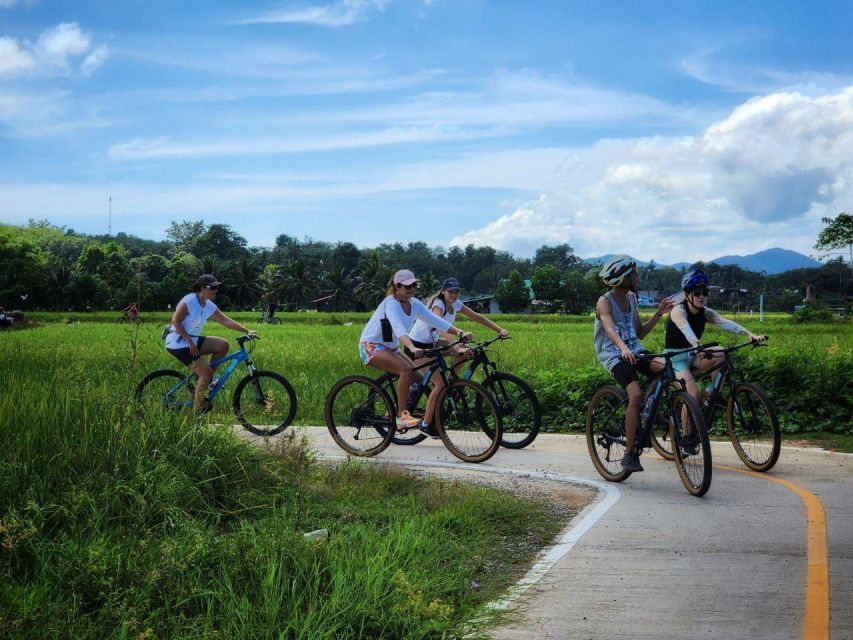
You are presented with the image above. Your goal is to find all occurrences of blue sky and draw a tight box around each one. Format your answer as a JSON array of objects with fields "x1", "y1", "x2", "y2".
[{"x1": 1, "y1": 0, "x2": 852, "y2": 262}]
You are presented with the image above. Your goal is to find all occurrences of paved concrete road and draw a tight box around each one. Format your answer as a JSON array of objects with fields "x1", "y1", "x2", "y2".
[{"x1": 251, "y1": 428, "x2": 852, "y2": 640}]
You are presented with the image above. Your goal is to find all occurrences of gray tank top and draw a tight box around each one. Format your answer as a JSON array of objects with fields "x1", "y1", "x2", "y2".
[{"x1": 594, "y1": 291, "x2": 644, "y2": 371}]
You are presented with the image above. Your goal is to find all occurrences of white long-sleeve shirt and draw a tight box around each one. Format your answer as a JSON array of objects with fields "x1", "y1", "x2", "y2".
[
  {"x1": 360, "y1": 295, "x2": 453, "y2": 348},
  {"x1": 667, "y1": 303, "x2": 750, "y2": 348}
]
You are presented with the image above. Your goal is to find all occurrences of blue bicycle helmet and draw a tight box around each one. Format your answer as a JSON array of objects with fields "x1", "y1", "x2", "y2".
[{"x1": 681, "y1": 268, "x2": 710, "y2": 292}]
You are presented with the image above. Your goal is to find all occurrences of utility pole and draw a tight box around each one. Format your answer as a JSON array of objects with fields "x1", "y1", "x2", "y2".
[{"x1": 108, "y1": 195, "x2": 112, "y2": 236}]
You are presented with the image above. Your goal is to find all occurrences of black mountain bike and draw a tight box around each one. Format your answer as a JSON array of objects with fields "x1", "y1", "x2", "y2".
[
  {"x1": 380, "y1": 335, "x2": 541, "y2": 449},
  {"x1": 649, "y1": 338, "x2": 781, "y2": 472},
  {"x1": 586, "y1": 346, "x2": 713, "y2": 497},
  {"x1": 325, "y1": 340, "x2": 503, "y2": 463}
]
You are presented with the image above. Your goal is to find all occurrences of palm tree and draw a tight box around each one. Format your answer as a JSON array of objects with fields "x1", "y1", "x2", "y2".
[
  {"x1": 227, "y1": 257, "x2": 261, "y2": 309},
  {"x1": 322, "y1": 266, "x2": 354, "y2": 311},
  {"x1": 283, "y1": 258, "x2": 314, "y2": 310},
  {"x1": 354, "y1": 251, "x2": 391, "y2": 309},
  {"x1": 418, "y1": 271, "x2": 440, "y2": 297}
]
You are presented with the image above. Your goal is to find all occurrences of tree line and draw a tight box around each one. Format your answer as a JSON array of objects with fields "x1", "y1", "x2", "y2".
[{"x1": 0, "y1": 218, "x2": 849, "y2": 314}]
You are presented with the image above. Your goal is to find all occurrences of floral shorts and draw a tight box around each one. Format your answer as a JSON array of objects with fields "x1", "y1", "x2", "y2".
[{"x1": 359, "y1": 341, "x2": 398, "y2": 365}]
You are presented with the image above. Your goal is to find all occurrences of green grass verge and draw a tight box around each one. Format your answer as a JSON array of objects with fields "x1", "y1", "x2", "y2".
[{"x1": 0, "y1": 372, "x2": 569, "y2": 638}]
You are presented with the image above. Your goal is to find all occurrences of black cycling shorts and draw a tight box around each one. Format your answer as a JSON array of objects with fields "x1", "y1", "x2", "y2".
[
  {"x1": 610, "y1": 352, "x2": 655, "y2": 388},
  {"x1": 167, "y1": 336, "x2": 207, "y2": 367}
]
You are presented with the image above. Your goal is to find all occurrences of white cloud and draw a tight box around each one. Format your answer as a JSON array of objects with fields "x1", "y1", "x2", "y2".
[
  {"x1": 0, "y1": 36, "x2": 36, "y2": 74},
  {"x1": 0, "y1": 0, "x2": 20, "y2": 7},
  {"x1": 449, "y1": 87, "x2": 853, "y2": 262},
  {"x1": 107, "y1": 126, "x2": 489, "y2": 161},
  {"x1": 236, "y1": 0, "x2": 392, "y2": 27},
  {"x1": 0, "y1": 22, "x2": 108, "y2": 77}
]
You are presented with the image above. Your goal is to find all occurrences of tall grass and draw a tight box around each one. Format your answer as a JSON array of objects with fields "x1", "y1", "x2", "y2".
[{"x1": 0, "y1": 335, "x2": 564, "y2": 638}]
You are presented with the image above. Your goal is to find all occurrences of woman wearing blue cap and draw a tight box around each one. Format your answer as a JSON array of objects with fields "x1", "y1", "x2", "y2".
[{"x1": 408, "y1": 277, "x2": 509, "y2": 436}]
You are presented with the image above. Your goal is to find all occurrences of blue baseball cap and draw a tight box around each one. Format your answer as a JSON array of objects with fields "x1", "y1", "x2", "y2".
[{"x1": 442, "y1": 277, "x2": 461, "y2": 291}]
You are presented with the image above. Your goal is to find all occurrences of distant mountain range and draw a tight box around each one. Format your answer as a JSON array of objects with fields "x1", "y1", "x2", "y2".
[{"x1": 586, "y1": 248, "x2": 822, "y2": 275}]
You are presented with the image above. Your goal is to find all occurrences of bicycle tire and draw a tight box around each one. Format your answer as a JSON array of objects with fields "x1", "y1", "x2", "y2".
[
  {"x1": 650, "y1": 408, "x2": 675, "y2": 460},
  {"x1": 116, "y1": 316, "x2": 127, "y2": 324},
  {"x1": 482, "y1": 372, "x2": 541, "y2": 449},
  {"x1": 135, "y1": 369, "x2": 194, "y2": 416},
  {"x1": 233, "y1": 371, "x2": 297, "y2": 436},
  {"x1": 585, "y1": 385, "x2": 631, "y2": 482},
  {"x1": 726, "y1": 383, "x2": 781, "y2": 472},
  {"x1": 435, "y1": 379, "x2": 502, "y2": 463},
  {"x1": 269, "y1": 318, "x2": 282, "y2": 325},
  {"x1": 325, "y1": 375, "x2": 395, "y2": 456},
  {"x1": 670, "y1": 391, "x2": 712, "y2": 496}
]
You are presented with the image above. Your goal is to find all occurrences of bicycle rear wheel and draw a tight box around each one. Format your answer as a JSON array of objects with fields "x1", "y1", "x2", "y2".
[
  {"x1": 435, "y1": 379, "x2": 502, "y2": 463},
  {"x1": 325, "y1": 376, "x2": 395, "y2": 456},
  {"x1": 650, "y1": 408, "x2": 675, "y2": 460},
  {"x1": 233, "y1": 371, "x2": 297, "y2": 436},
  {"x1": 727, "y1": 383, "x2": 781, "y2": 472},
  {"x1": 135, "y1": 369, "x2": 194, "y2": 416},
  {"x1": 585, "y1": 385, "x2": 631, "y2": 482},
  {"x1": 670, "y1": 391, "x2": 712, "y2": 496},
  {"x1": 482, "y1": 372, "x2": 541, "y2": 449}
]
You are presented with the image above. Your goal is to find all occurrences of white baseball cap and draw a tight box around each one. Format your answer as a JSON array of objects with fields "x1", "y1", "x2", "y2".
[{"x1": 393, "y1": 269, "x2": 419, "y2": 285}]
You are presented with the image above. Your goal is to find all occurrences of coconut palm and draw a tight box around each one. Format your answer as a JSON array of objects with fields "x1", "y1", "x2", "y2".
[
  {"x1": 283, "y1": 258, "x2": 315, "y2": 310},
  {"x1": 226, "y1": 257, "x2": 262, "y2": 309},
  {"x1": 418, "y1": 271, "x2": 440, "y2": 297},
  {"x1": 353, "y1": 251, "x2": 391, "y2": 309},
  {"x1": 322, "y1": 266, "x2": 354, "y2": 312}
]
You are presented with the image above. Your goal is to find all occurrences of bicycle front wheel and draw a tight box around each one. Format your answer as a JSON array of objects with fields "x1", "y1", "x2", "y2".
[
  {"x1": 482, "y1": 372, "x2": 541, "y2": 449},
  {"x1": 135, "y1": 369, "x2": 194, "y2": 417},
  {"x1": 727, "y1": 383, "x2": 781, "y2": 472},
  {"x1": 325, "y1": 376, "x2": 395, "y2": 456},
  {"x1": 669, "y1": 391, "x2": 712, "y2": 497},
  {"x1": 436, "y1": 379, "x2": 502, "y2": 463},
  {"x1": 233, "y1": 371, "x2": 297, "y2": 436},
  {"x1": 585, "y1": 385, "x2": 631, "y2": 482}
]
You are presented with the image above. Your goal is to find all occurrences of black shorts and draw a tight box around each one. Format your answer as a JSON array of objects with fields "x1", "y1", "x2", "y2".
[
  {"x1": 610, "y1": 352, "x2": 655, "y2": 388},
  {"x1": 403, "y1": 339, "x2": 435, "y2": 359},
  {"x1": 167, "y1": 336, "x2": 207, "y2": 366}
]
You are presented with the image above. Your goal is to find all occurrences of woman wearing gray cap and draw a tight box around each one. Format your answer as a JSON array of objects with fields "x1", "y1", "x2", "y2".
[
  {"x1": 359, "y1": 269, "x2": 473, "y2": 432},
  {"x1": 164, "y1": 274, "x2": 253, "y2": 412}
]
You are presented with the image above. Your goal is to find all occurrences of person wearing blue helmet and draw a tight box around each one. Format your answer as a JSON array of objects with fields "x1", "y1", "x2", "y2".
[
  {"x1": 665, "y1": 268, "x2": 765, "y2": 406},
  {"x1": 594, "y1": 255, "x2": 675, "y2": 472}
]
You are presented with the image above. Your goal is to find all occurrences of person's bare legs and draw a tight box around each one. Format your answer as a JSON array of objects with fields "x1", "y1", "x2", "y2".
[
  {"x1": 368, "y1": 349, "x2": 416, "y2": 417},
  {"x1": 189, "y1": 337, "x2": 229, "y2": 411}
]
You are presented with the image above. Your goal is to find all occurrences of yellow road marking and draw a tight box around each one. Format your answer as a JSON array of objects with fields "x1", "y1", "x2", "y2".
[{"x1": 717, "y1": 465, "x2": 829, "y2": 640}]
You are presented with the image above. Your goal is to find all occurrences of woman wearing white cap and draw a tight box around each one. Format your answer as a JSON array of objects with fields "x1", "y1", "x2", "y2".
[
  {"x1": 164, "y1": 273, "x2": 253, "y2": 412},
  {"x1": 407, "y1": 277, "x2": 510, "y2": 435},
  {"x1": 359, "y1": 269, "x2": 473, "y2": 431}
]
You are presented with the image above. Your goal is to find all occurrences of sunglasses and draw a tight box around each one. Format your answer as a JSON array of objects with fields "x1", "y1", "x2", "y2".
[
  {"x1": 398, "y1": 283, "x2": 418, "y2": 291},
  {"x1": 205, "y1": 285, "x2": 219, "y2": 291},
  {"x1": 690, "y1": 287, "x2": 709, "y2": 297}
]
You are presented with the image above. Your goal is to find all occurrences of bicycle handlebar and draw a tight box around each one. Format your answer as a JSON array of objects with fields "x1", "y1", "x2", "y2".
[
  {"x1": 237, "y1": 333, "x2": 260, "y2": 346},
  {"x1": 470, "y1": 334, "x2": 510, "y2": 351},
  {"x1": 636, "y1": 343, "x2": 719, "y2": 360}
]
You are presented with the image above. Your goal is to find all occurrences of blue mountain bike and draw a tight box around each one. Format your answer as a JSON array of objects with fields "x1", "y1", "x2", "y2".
[{"x1": 135, "y1": 334, "x2": 297, "y2": 436}]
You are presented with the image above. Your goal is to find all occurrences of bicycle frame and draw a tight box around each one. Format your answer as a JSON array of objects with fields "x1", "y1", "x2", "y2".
[
  {"x1": 694, "y1": 341, "x2": 765, "y2": 427},
  {"x1": 164, "y1": 339, "x2": 258, "y2": 404},
  {"x1": 634, "y1": 355, "x2": 686, "y2": 450}
]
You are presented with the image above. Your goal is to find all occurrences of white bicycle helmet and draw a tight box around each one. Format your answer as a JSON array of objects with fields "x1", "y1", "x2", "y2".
[{"x1": 599, "y1": 254, "x2": 637, "y2": 287}]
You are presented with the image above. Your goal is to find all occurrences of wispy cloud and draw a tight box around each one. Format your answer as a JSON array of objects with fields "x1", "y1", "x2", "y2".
[
  {"x1": 0, "y1": 22, "x2": 109, "y2": 78},
  {"x1": 107, "y1": 125, "x2": 488, "y2": 161},
  {"x1": 234, "y1": 0, "x2": 392, "y2": 28}
]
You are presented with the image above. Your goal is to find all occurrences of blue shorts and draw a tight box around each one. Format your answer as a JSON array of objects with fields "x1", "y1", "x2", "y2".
[{"x1": 665, "y1": 348, "x2": 695, "y2": 374}]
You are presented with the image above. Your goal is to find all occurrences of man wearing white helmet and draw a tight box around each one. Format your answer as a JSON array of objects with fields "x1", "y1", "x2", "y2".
[{"x1": 594, "y1": 255, "x2": 674, "y2": 472}]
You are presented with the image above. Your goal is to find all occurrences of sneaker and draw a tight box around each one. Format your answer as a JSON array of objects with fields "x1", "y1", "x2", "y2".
[
  {"x1": 396, "y1": 411, "x2": 420, "y2": 430},
  {"x1": 418, "y1": 421, "x2": 440, "y2": 439},
  {"x1": 621, "y1": 451, "x2": 644, "y2": 472},
  {"x1": 681, "y1": 435, "x2": 699, "y2": 456}
]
